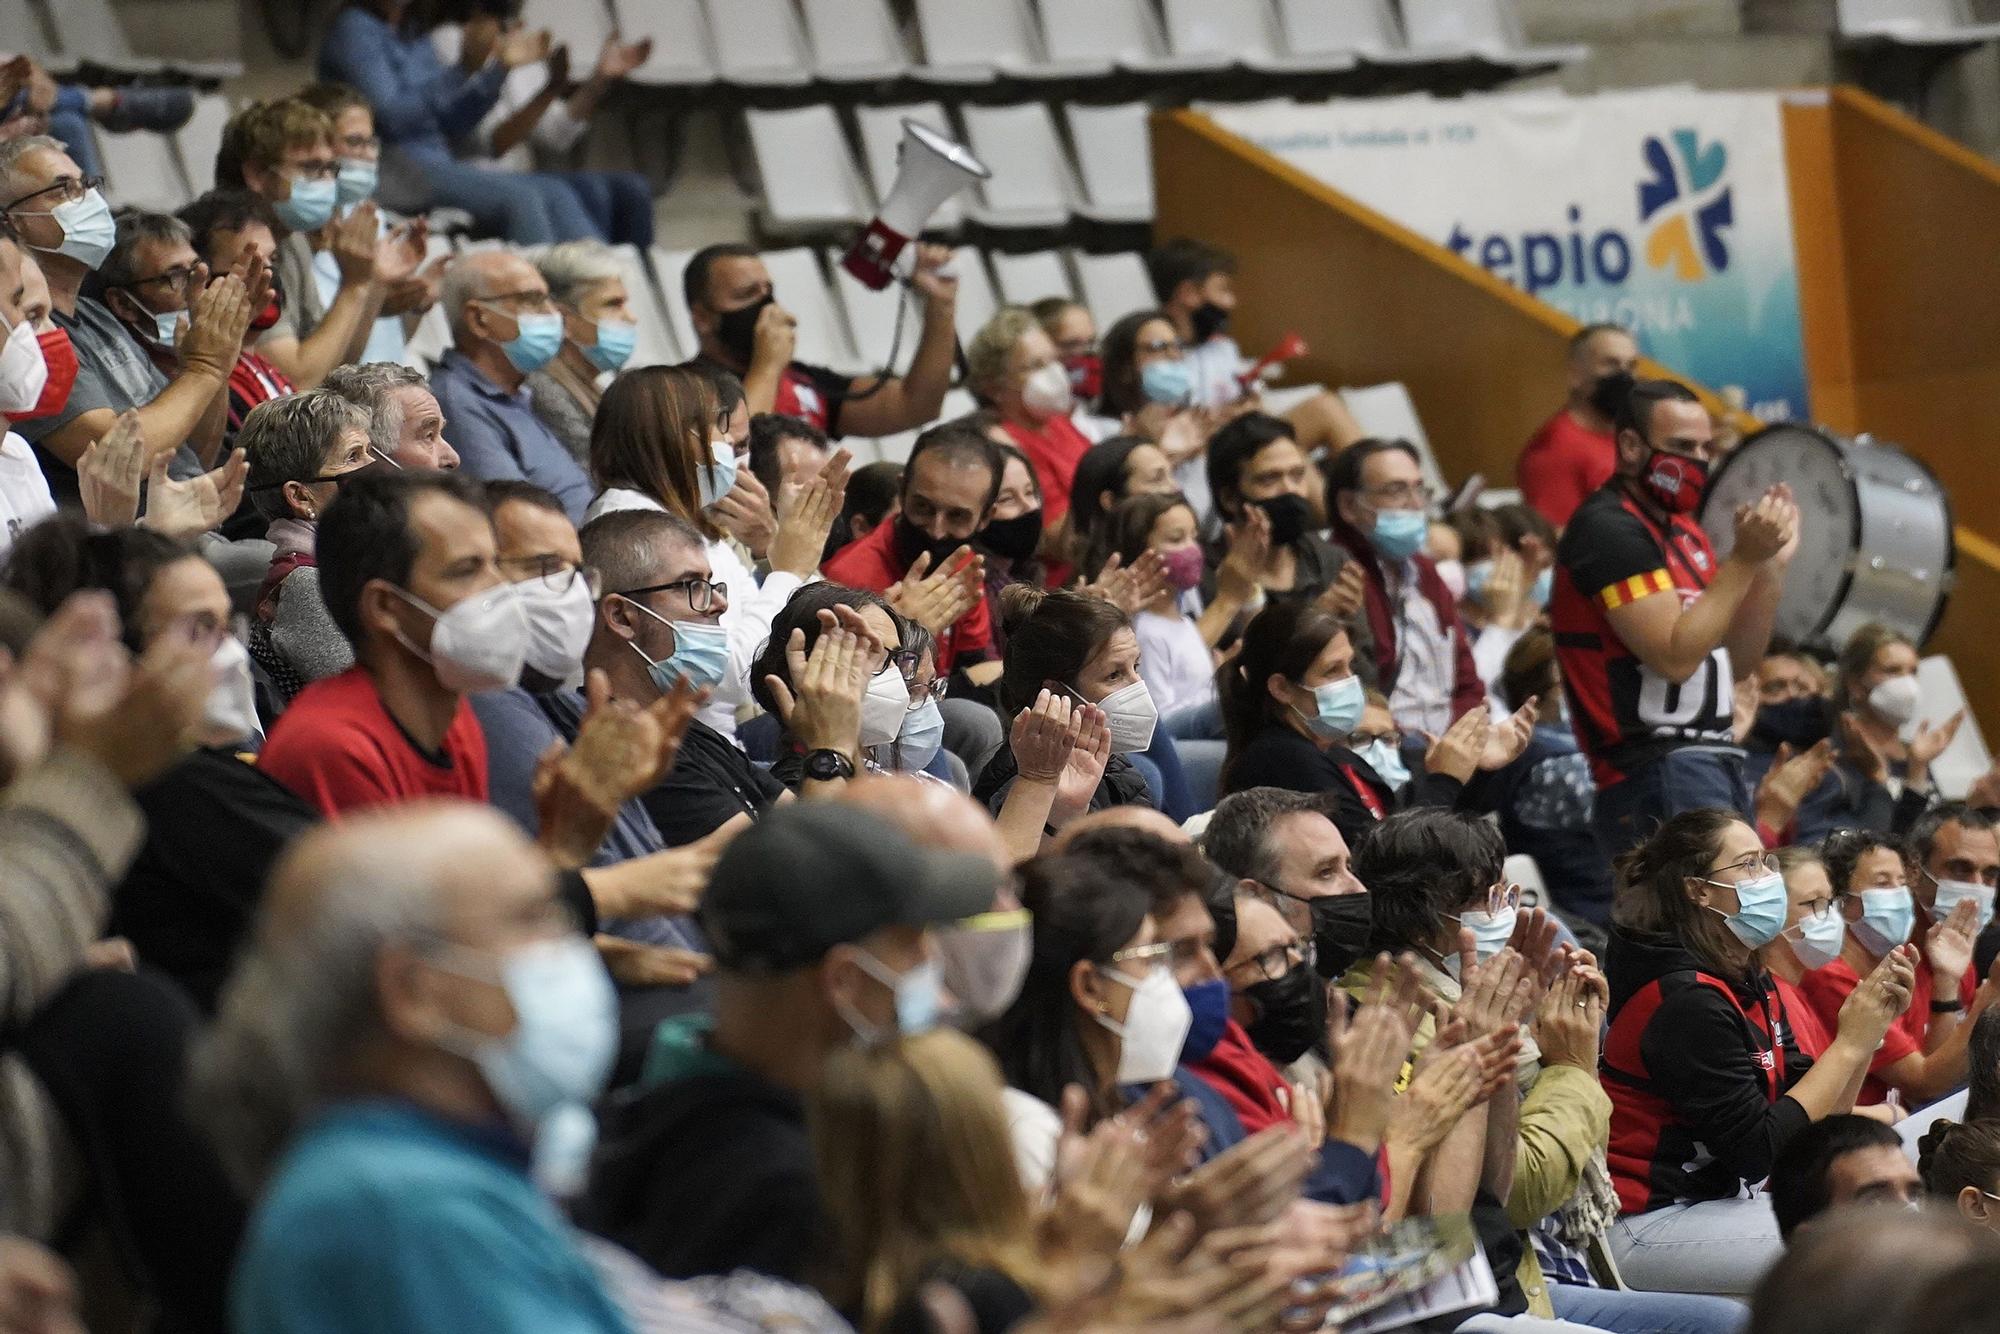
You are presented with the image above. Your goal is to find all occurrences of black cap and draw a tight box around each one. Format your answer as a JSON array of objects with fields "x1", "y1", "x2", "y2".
[{"x1": 698, "y1": 804, "x2": 999, "y2": 973}]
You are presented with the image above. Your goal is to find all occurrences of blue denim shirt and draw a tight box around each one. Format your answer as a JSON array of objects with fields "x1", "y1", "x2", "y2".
[
  {"x1": 317, "y1": 6, "x2": 507, "y2": 152},
  {"x1": 429, "y1": 350, "x2": 592, "y2": 525}
]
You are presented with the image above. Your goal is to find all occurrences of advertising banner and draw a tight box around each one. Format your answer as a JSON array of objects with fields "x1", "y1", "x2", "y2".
[{"x1": 1206, "y1": 91, "x2": 1809, "y2": 420}]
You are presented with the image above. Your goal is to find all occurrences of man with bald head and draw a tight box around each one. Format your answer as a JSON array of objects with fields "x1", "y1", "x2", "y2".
[
  {"x1": 429, "y1": 250, "x2": 592, "y2": 523},
  {"x1": 1051, "y1": 803, "x2": 1192, "y2": 853},
  {"x1": 198, "y1": 802, "x2": 627, "y2": 1332}
]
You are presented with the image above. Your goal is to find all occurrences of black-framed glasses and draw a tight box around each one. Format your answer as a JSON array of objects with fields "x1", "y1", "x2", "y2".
[
  {"x1": 500, "y1": 556, "x2": 601, "y2": 597},
  {"x1": 1234, "y1": 937, "x2": 1315, "y2": 983},
  {"x1": 3, "y1": 173, "x2": 105, "y2": 213},
  {"x1": 612, "y1": 576, "x2": 727, "y2": 613},
  {"x1": 111, "y1": 264, "x2": 206, "y2": 300}
]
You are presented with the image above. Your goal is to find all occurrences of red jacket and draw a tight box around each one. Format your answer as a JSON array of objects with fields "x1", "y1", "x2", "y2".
[
  {"x1": 1325, "y1": 516, "x2": 1485, "y2": 722},
  {"x1": 820, "y1": 517, "x2": 992, "y2": 673}
]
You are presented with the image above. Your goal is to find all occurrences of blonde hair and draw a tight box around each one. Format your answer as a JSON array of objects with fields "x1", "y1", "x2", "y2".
[
  {"x1": 219, "y1": 99, "x2": 334, "y2": 185},
  {"x1": 589, "y1": 365, "x2": 721, "y2": 539},
  {"x1": 1835, "y1": 622, "x2": 1915, "y2": 711},
  {"x1": 964, "y1": 306, "x2": 1040, "y2": 400},
  {"x1": 810, "y1": 1030, "x2": 1041, "y2": 1333}
]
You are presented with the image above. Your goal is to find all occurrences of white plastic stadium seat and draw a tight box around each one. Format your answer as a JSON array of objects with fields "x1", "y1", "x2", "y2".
[
  {"x1": 1064, "y1": 103, "x2": 1153, "y2": 225},
  {"x1": 910, "y1": 0, "x2": 1111, "y2": 84},
  {"x1": 1160, "y1": 0, "x2": 1357, "y2": 73},
  {"x1": 701, "y1": 0, "x2": 814, "y2": 87},
  {"x1": 827, "y1": 249, "x2": 944, "y2": 377},
  {"x1": 958, "y1": 103, "x2": 1077, "y2": 231},
  {"x1": 798, "y1": 0, "x2": 909, "y2": 83},
  {"x1": 0, "y1": 0, "x2": 57, "y2": 65},
  {"x1": 1338, "y1": 381, "x2": 1447, "y2": 500},
  {"x1": 612, "y1": 0, "x2": 718, "y2": 87},
  {"x1": 1837, "y1": 0, "x2": 2000, "y2": 42},
  {"x1": 949, "y1": 248, "x2": 1000, "y2": 346},
  {"x1": 760, "y1": 248, "x2": 861, "y2": 373},
  {"x1": 854, "y1": 104, "x2": 965, "y2": 231},
  {"x1": 1276, "y1": 0, "x2": 1422, "y2": 62},
  {"x1": 605, "y1": 245, "x2": 681, "y2": 368},
  {"x1": 1070, "y1": 251, "x2": 1157, "y2": 333},
  {"x1": 871, "y1": 387, "x2": 978, "y2": 465},
  {"x1": 520, "y1": 0, "x2": 613, "y2": 71},
  {"x1": 1917, "y1": 655, "x2": 1993, "y2": 800},
  {"x1": 989, "y1": 251, "x2": 1075, "y2": 308},
  {"x1": 1398, "y1": 0, "x2": 1588, "y2": 67},
  {"x1": 745, "y1": 106, "x2": 871, "y2": 230},
  {"x1": 92, "y1": 127, "x2": 192, "y2": 212},
  {"x1": 403, "y1": 233, "x2": 460, "y2": 370},
  {"x1": 1034, "y1": 0, "x2": 1227, "y2": 74},
  {"x1": 173, "y1": 94, "x2": 233, "y2": 195},
  {"x1": 48, "y1": 0, "x2": 241, "y2": 79},
  {"x1": 652, "y1": 247, "x2": 702, "y2": 356}
]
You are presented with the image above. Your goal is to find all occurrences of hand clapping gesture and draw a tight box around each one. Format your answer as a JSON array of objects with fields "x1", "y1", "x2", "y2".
[
  {"x1": 887, "y1": 548, "x2": 983, "y2": 636},
  {"x1": 767, "y1": 448, "x2": 852, "y2": 578}
]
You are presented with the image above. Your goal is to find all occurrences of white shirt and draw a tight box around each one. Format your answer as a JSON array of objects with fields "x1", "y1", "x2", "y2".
[
  {"x1": 1384, "y1": 560, "x2": 1457, "y2": 738},
  {"x1": 1184, "y1": 335, "x2": 1248, "y2": 409},
  {"x1": 0, "y1": 432, "x2": 55, "y2": 565},
  {"x1": 431, "y1": 25, "x2": 591, "y2": 172},
  {"x1": 586, "y1": 487, "x2": 807, "y2": 740},
  {"x1": 1134, "y1": 607, "x2": 1213, "y2": 718}
]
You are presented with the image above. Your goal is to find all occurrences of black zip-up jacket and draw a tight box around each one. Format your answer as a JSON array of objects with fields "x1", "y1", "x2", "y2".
[{"x1": 1601, "y1": 926, "x2": 1815, "y2": 1214}]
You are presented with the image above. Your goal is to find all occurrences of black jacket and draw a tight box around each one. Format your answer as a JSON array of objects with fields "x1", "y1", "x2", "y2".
[
  {"x1": 1222, "y1": 724, "x2": 1461, "y2": 848},
  {"x1": 973, "y1": 741, "x2": 1153, "y2": 816},
  {"x1": 1601, "y1": 927, "x2": 1815, "y2": 1214}
]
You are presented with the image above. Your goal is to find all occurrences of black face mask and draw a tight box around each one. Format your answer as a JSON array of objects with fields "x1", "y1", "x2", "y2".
[
  {"x1": 1243, "y1": 963, "x2": 1325, "y2": 1066},
  {"x1": 715, "y1": 293, "x2": 774, "y2": 366},
  {"x1": 1752, "y1": 696, "x2": 1832, "y2": 752},
  {"x1": 891, "y1": 510, "x2": 968, "y2": 576},
  {"x1": 1304, "y1": 892, "x2": 1374, "y2": 980},
  {"x1": 1191, "y1": 301, "x2": 1230, "y2": 345},
  {"x1": 1588, "y1": 368, "x2": 1635, "y2": 423},
  {"x1": 978, "y1": 509, "x2": 1043, "y2": 565},
  {"x1": 1253, "y1": 493, "x2": 1313, "y2": 548}
]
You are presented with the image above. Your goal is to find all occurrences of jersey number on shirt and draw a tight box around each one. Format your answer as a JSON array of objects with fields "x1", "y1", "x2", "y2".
[{"x1": 1636, "y1": 646, "x2": 1733, "y2": 735}]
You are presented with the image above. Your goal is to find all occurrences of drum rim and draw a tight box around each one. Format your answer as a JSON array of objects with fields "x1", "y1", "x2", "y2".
[{"x1": 1703, "y1": 421, "x2": 1853, "y2": 647}]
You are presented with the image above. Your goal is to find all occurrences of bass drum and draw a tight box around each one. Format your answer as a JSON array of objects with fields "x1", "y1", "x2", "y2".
[{"x1": 1698, "y1": 423, "x2": 1954, "y2": 653}]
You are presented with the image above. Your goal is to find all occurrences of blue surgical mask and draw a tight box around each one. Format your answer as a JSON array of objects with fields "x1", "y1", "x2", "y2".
[
  {"x1": 272, "y1": 177, "x2": 338, "y2": 233},
  {"x1": 1359, "y1": 737, "x2": 1411, "y2": 791},
  {"x1": 32, "y1": 187, "x2": 117, "y2": 270},
  {"x1": 842, "y1": 950, "x2": 943, "y2": 1043},
  {"x1": 1929, "y1": 878, "x2": 1996, "y2": 934},
  {"x1": 1783, "y1": 910, "x2": 1846, "y2": 971},
  {"x1": 1180, "y1": 978, "x2": 1231, "y2": 1063},
  {"x1": 1299, "y1": 673, "x2": 1365, "y2": 739},
  {"x1": 625, "y1": 600, "x2": 730, "y2": 693},
  {"x1": 335, "y1": 157, "x2": 378, "y2": 208},
  {"x1": 1850, "y1": 885, "x2": 1916, "y2": 956},
  {"x1": 149, "y1": 306, "x2": 182, "y2": 345},
  {"x1": 583, "y1": 318, "x2": 637, "y2": 374},
  {"x1": 697, "y1": 437, "x2": 740, "y2": 508},
  {"x1": 493, "y1": 309, "x2": 564, "y2": 373},
  {"x1": 1369, "y1": 507, "x2": 1429, "y2": 562},
  {"x1": 1452, "y1": 904, "x2": 1517, "y2": 962},
  {"x1": 1530, "y1": 567, "x2": 1553, "y2": 608},
  {"x1": 1140, "y1": 358, "x2": 1192, "y2": 407},
  {"x1": 897, "y1": 699, "x2": 946, "y2": 772},
  {"x1": 1709, "y1": 870, "x2": 1789, "y2": 949},
  {"x1": 1465, "y1": 559, "x2": 1494, "y2": 601},
  {"x1": 435, "y1": 934, "x2": 617, "y2": 1127}
]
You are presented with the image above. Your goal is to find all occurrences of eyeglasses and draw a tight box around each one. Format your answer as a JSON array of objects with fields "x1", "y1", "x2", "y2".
[
  {"x1": 1136, "y1": 338, "x2": 1185, "y2": 356},
  {"x1": 500, "y1": 556, "x2": 601, "y2": 597},
  {"x1": 1704, "y1": 851, "x2": 1782, "y2": 885},
  {"x1": 612, "y1": 576, "x2": 727, "y2": 614},
  {"x1": 904, "y1": 674, "x2": 949, "y2": 709},
  {"x1": 1452, "y1": 882, "x2": 1522, "y2": 918},
  {"x1": 1108, "y1": 941, "x2": 1173, "y2": 967},
  {"x1": 1235, "y1": 937, "x2": 1315, "y2": 983},
  {"x1": 477, "y1": 290, "x2": 556, "y2": 315},
  {"x1": 114, "y1": 265, "x2": 206, "y2": 300},
  {"x1": 1350, "y1": 727, "x2": 1402, "y2": 747},
  {"x1": 284, "y1": 159, "x2": 340, "y2": 183},
  {"x1": 3, "y1": 174, "x2": 105, "y2": 213},
  {"x1": 1796, "y1": 897, "x2": 1838, "y2": 923},
  {"x1": 1362, "y1": 481, "x2": 1437, "y2": 508},
  {"x1": 337, "y1": 135, "x2": 381, "y2": 155}
]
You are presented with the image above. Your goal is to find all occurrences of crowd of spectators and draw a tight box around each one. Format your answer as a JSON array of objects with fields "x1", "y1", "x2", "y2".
[{"x1": 0, "y1": 4, "x2": 1997, "y2": 1332}]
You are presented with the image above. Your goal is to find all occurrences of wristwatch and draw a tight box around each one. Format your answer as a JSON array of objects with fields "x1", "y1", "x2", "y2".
[
  {"x1": 1931, "y1": 995, "x2": 1966, "y2": 1014},
  {"x1": 802, "y1": 749, "x2": 856, "y2": 783}
]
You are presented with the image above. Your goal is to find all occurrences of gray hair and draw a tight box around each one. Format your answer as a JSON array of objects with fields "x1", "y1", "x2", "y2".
[
  {"x1": 238, "y1": 389, "x2": 371, "y2": 522},
  {"x1": 190, "y1": 831, "x2": 451, "y2": 1192},
  {"x1": 536, "y1": 240, "x2": 622, "y2": 310},
  {"x1": 965, "y1": 305, "x2": 1040, "y2": 397},
  {"x1": 1201, "y1": 786, "x2": 1325, "y2": 887},
  {"x1": 0, "y1": 135, "x2": 69, "y2": 203},
  {"x1": 93, "y1": 209, "x2": 192, "y2": 299},
  {"x1": 323, "y1": 361, "x2": 425, "y2": 460},
  {"x1": 579, "y1": 507, "x2": 705, "y2": 597}
]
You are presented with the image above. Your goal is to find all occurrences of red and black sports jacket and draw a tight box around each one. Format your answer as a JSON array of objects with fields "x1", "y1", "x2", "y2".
[{"x1": 1601, "y1": 927, "x2": 1816, "y2": 1215}]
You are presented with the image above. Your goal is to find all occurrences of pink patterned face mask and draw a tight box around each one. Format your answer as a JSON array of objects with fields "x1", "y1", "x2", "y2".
[{"x1": 1158, "y1": 542, "x2": 1205, "y2": 593}]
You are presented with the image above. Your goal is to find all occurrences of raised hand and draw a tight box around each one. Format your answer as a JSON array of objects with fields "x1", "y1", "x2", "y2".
[
  {"x1": 1421, "y1": 705, "x2": 1490, "y2": 784},
  {"x1": 709, "y1": 469, "x2": 776, "y2": 559},
  {"x1": 140, "y1": 449, "x2": 247, "y2": 539},
  {"x1": 498, "y1": 23, "x2": 554, "y2": 68},
  {"x1": 1907, "y1": 710, "x2": 1965, "y2": 785},
  {"x1": 1012, "y1": 689, "x2": 1081, "y2": 785},
  {"x1": 1754, "y1": 738, "x2": 1835, "y2": 836},
  {"x1": 1481, "y1": 548, "x2": 1532, "y2": 628},
  {"x1": 751, "y1": 299, "x2": 797, "y2": 370},
  {"x1": 594, "y1": 935, "x2": 711, "y2": 987},
  {"x1": 767, "y1": 447, "x2": 852, "y2": 578},
  {"x1": 1049, "y1": 704, "x2": 1111, "y2": 828},
  {"x1": 1316, "y1": 557, "x2": 1366, "y2": 620},
  {"x1": 1838, "y1": 712, "x2": 1892, "y2": 786},
  {"x1": 1325, "y1": 955, "x2": 1425, "y2": 1153},
  {"x1": 180, "y1": 270, "x2": 251, "y2": 379},
  {"x1": 1734, "y1": 484, "x2": 1797, "y2": 565},
  {"x1": 1454, "y1": 943, "x2": 1539, "y2": 1043},
  {"x1": 1835, "y1": 943, "x2": 1916, "y2": 1050},
  {"x1": 374, "y1": 218, "x2": 427, "y2": 288},
  {"x1": 596, "y1": 35, "x2": 653, "y2": 80},
  {"x1": 1732, "y1": 676, "x2": 1759, "y2": 745},
  {"x1": 887, "y1": 548, "x2": 982, "y2": 636},
  {"x1": 1388, "y1": 1041, "x2": 1483, "y2": 1155},
  {"x1": 766, "y1": 612, "x2": 873, "y2": 763},
  {"x1": 1925, "y1": 896, "x2": 1981, "y2": 990},
  {"x1": 1156, "y1": 1124, "x2": 1310, "y2": 1233},
  {"x1": 909, "y1": 242, "x2": 959, "y2": 305},
  {"x1": 329, "y1": 201, "x2": 380, "y2": 286},
  {"x1": 1044, "y1": 1083, "x2": 1203, "y2": 1259},
  {"x1": 58, "y1": 604, "x2": 214, "y2": 789},
  {"x1": 75, "y1": 410, "x2": 147, "y2": 528},
  {"x1": 1532, "y1": 967, "x2": 1604, "y2": 1073},
  {"x1": 1479, "y1": 698, "x2": 1537, "y2": 771},
  {"x1": 1215, "y1": 503, "x2": 1272, "y2": 605}
]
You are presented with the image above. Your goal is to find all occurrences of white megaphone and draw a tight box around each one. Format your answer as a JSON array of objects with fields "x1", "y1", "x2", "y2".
[{"x1": 842, "y1": 119, "x2": 990, "y2": 291}]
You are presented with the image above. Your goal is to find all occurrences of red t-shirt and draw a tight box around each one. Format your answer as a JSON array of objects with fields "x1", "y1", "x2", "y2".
[
  {"x1": 1002, "y1": 413, "x2": 1091, "y2": 524},
  {"x1": 1793, "y1": 956, "x2": 1975, "y2": 1104},
  {"x1": 1518, "y1": 408, "x2": 1615, "y2": 528},
  {"x1": 258, "y1": 666, "x2": 488, "y2": 817},
  {"x1": 1188, "y1": 1020, "x2": 1293, "y2": 1135},
  {"x1": 820, "y1": 517, "x2": 992, "y2": 673},
  {"x1": 1773, "y1": 976, "x2": 1831, "y2": 1059}
]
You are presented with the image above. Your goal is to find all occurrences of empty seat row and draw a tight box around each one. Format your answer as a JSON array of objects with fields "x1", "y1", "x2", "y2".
[
  {"x1": 514, "y1": 0, "x2": 1581, "y2": 92},
  {"x1": 746, "y1": 100, "x2": 1154, "y2": 235},
  {"x1": 1837, "y1": 0, "x2": 2000, "y2": 43},
  {"x1": 6, "y1": 0, "x2": 241, "y2": 81}
]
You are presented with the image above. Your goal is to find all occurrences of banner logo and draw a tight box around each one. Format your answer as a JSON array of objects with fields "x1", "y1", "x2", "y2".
[{"x1": 1640, "y1": 130, "x2": 1735, "y2": 282}]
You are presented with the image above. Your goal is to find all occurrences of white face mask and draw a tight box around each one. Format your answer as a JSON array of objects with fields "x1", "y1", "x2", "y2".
[
  {"x1": 1093, "y1": 678, "x2": 1158, "y2": 754},
  {"x1": 0, "y1": 315, "x2": 48, "y2": 413},
  {"x1": 200, "y1": 635, "x2": 263, "y2": 747},
  {"x1": 515, "y1": 575, "x2": 595, "y2": 685},
  {"x1": 859, "y1": 663, "x2": 910, "y2": 750},
  {"x1": 1868, "y1": 674, "x2": 1922, "y2": 728},
  {"x1": 1094, "y1": 962, "x2": 1193, "y2": 1085},
  {"x1": 1434, "y1": 558, "x2": 1466, "y2": 602},
  {"x1": 390, "y1": 582, "x2": 529, "y2": 694},
  {"x1": 1929, "y1": 877, "x2": 1997, "y2": 934},
  {"x1": 1020, "y1": 362, "x2": 1075, "y2": 420}
]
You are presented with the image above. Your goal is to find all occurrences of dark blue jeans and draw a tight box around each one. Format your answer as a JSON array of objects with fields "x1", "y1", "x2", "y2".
[
  {"x1": 1592, "y1": 745, "x2": 1752, "y2": 864},
  {"x1": 559, "y1": 170, "x2": 655, "y2": 249}
]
